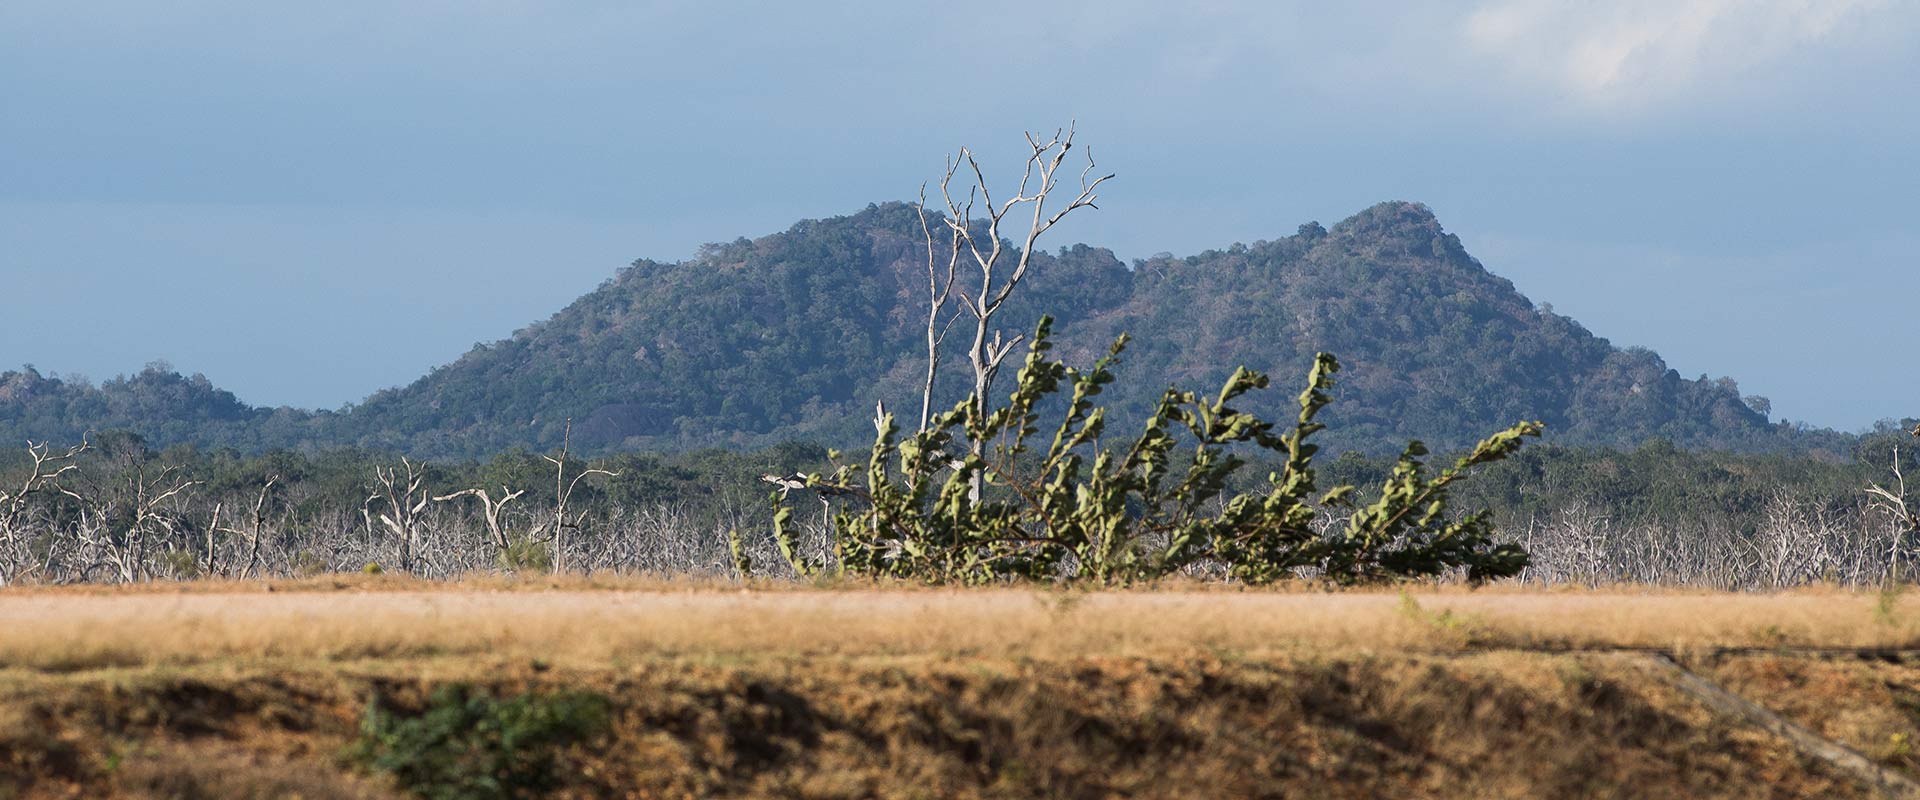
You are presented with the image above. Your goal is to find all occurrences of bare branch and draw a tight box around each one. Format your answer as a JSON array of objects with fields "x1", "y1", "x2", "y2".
[{"x1": 921, "y1": 124, "x2": 1114, "y2": 501}]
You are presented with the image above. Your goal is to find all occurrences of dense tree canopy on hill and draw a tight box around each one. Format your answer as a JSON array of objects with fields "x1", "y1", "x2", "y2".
[{"x1": 0, "y1": 201, "x2": 1844, "y2": 458}]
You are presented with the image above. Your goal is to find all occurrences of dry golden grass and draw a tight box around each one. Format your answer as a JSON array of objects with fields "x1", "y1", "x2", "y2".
[
  {"x1": 1704, "y1": 654, "x2": 1920, "y2": 777},
  {"x1": 0, "y1": 583, "x2": 1915, "y2": 671}
]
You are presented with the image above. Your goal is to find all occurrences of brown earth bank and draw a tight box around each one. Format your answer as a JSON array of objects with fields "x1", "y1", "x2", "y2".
[
  {"x1": 3, "y1": 585, "x2": 1919, "y2": 798},
  {"x1": 0, "y1": 653, "x2": 1886, "y2": 799}
]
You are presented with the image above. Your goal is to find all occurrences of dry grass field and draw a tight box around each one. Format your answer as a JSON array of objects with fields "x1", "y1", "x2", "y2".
[
  {"x1": 4, "y1": 579, "x2": 1920, "y2": 798},
  {"x1": 8, "y1": 577, "x2": 1920, "y2": 667}
]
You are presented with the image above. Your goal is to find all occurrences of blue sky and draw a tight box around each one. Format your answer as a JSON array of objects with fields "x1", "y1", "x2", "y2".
[{"x1": 2, "y1": 1, "x2": 1915, "y2": 430}]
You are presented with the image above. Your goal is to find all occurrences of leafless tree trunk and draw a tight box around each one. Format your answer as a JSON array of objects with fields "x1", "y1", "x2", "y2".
[
  {"x1": 0, "y1": 438, "x2": 88, "y2": 585},
  {"x1": 69, "y1": 463, "x2": 200, "y2": 583},
  {"x1": 434, "y1": 485, "x2": 526, "y2": 568},
  {"x1": 127, "y1": 467, "x2": 197, "y2": 582},
  {"x1": 367, "y1": 458, "x2": 431, "y2": 574},
  {"x1": 915, "y1": 186, "x2": 962, "y2": 433},
  {"x1": 933, "y1": 124, "x2": 1112, "y2": 498},
  {"x1": 1868, "y1": 445, "x2": 1920, "y2": 582},
  {"x1": 217, "y1": 477, "x2": 278, "y2": 580},
  {"x1": 538, "y1": 420, "x2": 617, "y2": 574}
]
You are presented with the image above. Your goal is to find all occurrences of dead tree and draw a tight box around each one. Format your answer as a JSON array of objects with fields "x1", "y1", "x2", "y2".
[
  {"x1": 434, "y1": 486, "x2": 527, "y2": 568},
  {"x1": 1867, "y1": 445, "x2": 1920, "y2": 582},
  {"x1": 366, "y1": 458, "x2": 431, "y2": 574},
  {"x1": 0, "y1": 438, "x2": 89, "y2": 584},
  {"x1": 915, "y1": 186, "x2": 963, "y2": 432},
  {"x1": 210, "y1": 478, "x2": 278, "y2": 580},
  {"x1": 933, "y1": 124, "x2": 1112, "y2": 496},
  {"x1": 82, "y1": 464, "x2": 198, "y2": 583},
  {"x1": 537, "y1": 420, "x2": 617, "y2": 574}
]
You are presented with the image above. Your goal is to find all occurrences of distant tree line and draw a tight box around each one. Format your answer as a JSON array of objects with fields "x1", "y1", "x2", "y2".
[{"x1": 0, "y1": 421, "x2": 1915, "y2": 588}]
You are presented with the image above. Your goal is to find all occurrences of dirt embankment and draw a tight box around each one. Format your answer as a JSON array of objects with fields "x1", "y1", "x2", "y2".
[{"x1": 0, "y1": 652, "x2": 1889, "y2": 799}]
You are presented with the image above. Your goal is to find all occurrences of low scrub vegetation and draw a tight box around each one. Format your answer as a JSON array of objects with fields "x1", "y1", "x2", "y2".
[
  {"x1": 349, "y1": 685, "x2": 609, "y2": 800},
  {"x1": 771, "y1": 318, "x2": 1539, "y2": 584}
]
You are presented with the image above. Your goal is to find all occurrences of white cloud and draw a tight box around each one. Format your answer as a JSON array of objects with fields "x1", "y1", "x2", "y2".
[{"x1": 1462, "y1": 0, "x2": 1900, "y2": 112}]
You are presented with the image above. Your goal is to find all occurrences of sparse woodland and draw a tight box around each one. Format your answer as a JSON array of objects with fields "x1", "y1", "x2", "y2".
[
  {"x1": 0, "y1": 431, "x2": 778, "y2": 585},
  {"x1": 2, "y1": 424, "x2": 1912, "y2": 588}
]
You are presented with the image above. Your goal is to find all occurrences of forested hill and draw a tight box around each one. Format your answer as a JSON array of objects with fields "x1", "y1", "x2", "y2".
[{"x1": 0, "y1": 201, "x2": 1831, "y2": 458}]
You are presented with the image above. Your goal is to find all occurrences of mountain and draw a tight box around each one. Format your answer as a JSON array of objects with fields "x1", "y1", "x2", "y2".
[
  {"x1": 1063, "y1": 203, "x2": 1788, "y2": 453},
  {"x1": 0, "y1": 201, "x2": 1822, "y2": 458}
]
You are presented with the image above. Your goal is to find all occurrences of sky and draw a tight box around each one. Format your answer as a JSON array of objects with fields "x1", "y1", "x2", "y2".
[{"x1": 1, "y1": 1, "x2": 1916, "y2": 430}]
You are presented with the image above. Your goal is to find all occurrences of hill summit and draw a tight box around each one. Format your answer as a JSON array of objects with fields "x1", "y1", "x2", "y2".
[{"x1": 0, "y1": 201, "x2": 1800, "y2": 457}]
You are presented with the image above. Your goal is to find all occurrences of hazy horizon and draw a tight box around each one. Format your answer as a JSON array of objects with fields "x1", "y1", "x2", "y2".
[{"x1": 4, "y1": 1, "x2": 1916, "y2": 431}]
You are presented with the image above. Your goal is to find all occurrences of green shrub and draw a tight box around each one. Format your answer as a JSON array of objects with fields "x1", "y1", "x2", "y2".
[
  {"x1": 160, "y1": 549, "x2": 201, "y2": 580},
  {"x1": 775, "y1": 317, "x2": 1539, "y2": 585},
  {"x1": 347, "y1": 685, "x2": 609, "y2": 800},
  {"x1": 497, "y1": 534, "x2": 552, "y2": 573}
]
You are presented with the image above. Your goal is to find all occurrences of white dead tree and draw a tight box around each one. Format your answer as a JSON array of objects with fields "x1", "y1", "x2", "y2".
[
  {"x1": 915, "y1": 186, "x2": 963, "y2": 432},
  {"x1": 0, "y1": 438, "x2": 89, "y2": 585},
  {"x1": 537, "y1": 420, "x2": 617, "y2": 574},
  {"x1": 1867, "y1": 445, "x2": 1920, "y2": 582},
  {"x1": 433, "y1": 485, "x2": 527, "y2": 569},
  {"x1": 931, "y1": 124, "x2": 1113, "y2": 495},
  {"x1": 1749, "y1": 490, "x2": 1841, "y2": 589},
  {"x1": 211, "y1": 477, "x2": 278, "y2": 580},
  {"x1": 77, "y1": 464, "x2": 199, "y2": 583},
  {"x1": 365, "y1": 458, "x2": 432, "y2": 574}
]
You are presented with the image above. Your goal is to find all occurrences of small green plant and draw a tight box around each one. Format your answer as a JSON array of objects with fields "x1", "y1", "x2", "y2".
[
  {"x1": 1396, "y1": 590, "x2": 1469, "y2": 631},
  {"x1": 1753, "y1": 624, "x2": 1790, "y2": 647},
  {"x1": 1555, "y1": 659, "x2": 1598, "y2": 691},
  {"x1": 160, "y1": 549, "x2": 201, "y2": 580},
  {"x1": 774, "y1": 317, "x2": 1539, "y2": 585},
  {"x1": 497, "y1": 534, "x2": 552, "y2": 574},
  {"x1": 347, "y1": 685, "x2": 609, "y2": 800},
  {"x1": 1395, "y1": 591, "x2": 1433, "y2": 625},
  {"x1": 1034, "y1": 587, "x2": 1088, "y2": 617},
  {"x1": 1889, "y1": 731, "x2": 1914, "y2": 762},
  {"x1": 290, "y1": 550, "x2": 327, "y2": 577},
  {"x1": 726, "y1": 528, "x2": 752, "y2": 578},
  {"x1": 1395, "y1": 590, "x2": 1486, "y2": 647},
  {"x1": 362, "y1": 562, "x2": 384, "y2": 575}
]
